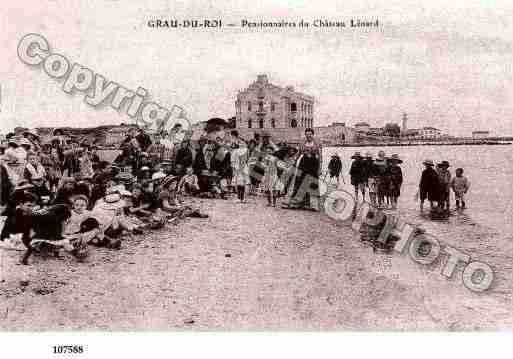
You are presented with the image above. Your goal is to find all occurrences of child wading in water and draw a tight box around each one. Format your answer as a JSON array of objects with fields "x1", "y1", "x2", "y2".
[
  {"x1": 387, "y1": 154, "x2": 403, "y2": 210},
  {"x1": 262, "y1": 146, "x2": 282, "y2": 207},
  {"x1": 419, "y1": 159, "x2": 440, "y2": 211},
  {"x1": 450, "y1": 168, "x2": 470, "y2": 209},
  {"x1": 436, "y1": 161, "x2": 452, "y2": 210}
]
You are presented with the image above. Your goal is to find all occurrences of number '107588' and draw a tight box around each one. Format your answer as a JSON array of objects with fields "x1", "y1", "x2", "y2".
[{"x1": 53, "y1": 346, "x2": 84, "y2": 354}]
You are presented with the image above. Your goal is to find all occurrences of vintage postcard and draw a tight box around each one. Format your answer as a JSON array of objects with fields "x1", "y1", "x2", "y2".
[{"x1": 0, "y1": 0, "x2": 512, "y2": 356}]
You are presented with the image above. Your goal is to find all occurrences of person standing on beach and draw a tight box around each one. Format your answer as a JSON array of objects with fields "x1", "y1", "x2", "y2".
[
  {"x1": 231, "y1": 141, "x2": 250, "y2": 203},
  {"x1": 386, "y1": 154, "x2": 403, "y2": 210},
  {"x1": 350, "y1": 152, "x2": 366, "y2": 202},
  {"x1": 365, "y1": 153, "x2": 378, "y2": 207},
  {"x1": 450, "y1": 168, "x2": 470, "y2": 209},
  {"x1": 436, "y1": 161, "x2": 452, "y2": 210},
  {"x1": 373, "y1": 151, "x2": 388, "y2": 208},
  {"x1": 283, "y1": 128, "x2": 321, "y2": 210},
  {"x1": 262, "y1": 146, "x2": 282, "y2": 207},
  {"x1": 327, "y1": 153, "x2": 343, "y2": 185},
  {"x1": 419, "y1": 159, "x2": 440, "y2": 211}
]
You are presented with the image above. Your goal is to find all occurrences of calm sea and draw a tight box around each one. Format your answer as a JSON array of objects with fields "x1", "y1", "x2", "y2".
[{"x1": 323, "y1": 145, "x2": 513, "y2": 297}]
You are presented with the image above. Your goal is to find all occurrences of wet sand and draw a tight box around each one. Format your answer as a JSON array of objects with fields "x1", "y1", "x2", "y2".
[{"x1": 1, "y1": 196, "x2": 512, "y2": 330}]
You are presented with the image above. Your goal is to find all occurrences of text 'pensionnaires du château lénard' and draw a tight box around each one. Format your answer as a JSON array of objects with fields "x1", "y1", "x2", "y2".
[{"x1": 240, "y1": 19, "x2": 379, "y2": 28}]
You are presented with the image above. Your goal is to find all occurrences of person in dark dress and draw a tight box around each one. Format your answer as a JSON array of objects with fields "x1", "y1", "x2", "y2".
[
  {"x1": 192, "y1": 137, "x2": 210, "y2": 194},
  {"x1": 210, "y1": 140, "x2": 232, "y2": 198},
  {"x1": 174, "y1": 140, "x2": 193, "y2": 176},
  {"x1": 350, "y1": 152, "x2": 366, "y2": 202},
  {"x1": 419, "y1": 159, "x2": 440, "y2": 211},
  {"x1": 327, "y1": 154, "x2": 342, "y2": 185},
  {"x1": 0, "y1": 162, "x2": 13, "y2": 207},
  {"x1": 386, "y1": 154, "x2": 403, "y2": 210},
  {"x1": 285, "y1": 128, "x2": 321, "y2": 210}
]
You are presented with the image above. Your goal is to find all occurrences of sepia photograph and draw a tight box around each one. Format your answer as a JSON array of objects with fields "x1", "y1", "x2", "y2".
[{"x1": 1, "y1": 0, "x2": 512, "y2": 356}]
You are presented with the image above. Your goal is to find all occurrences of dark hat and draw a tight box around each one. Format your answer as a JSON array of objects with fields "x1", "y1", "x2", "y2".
[
  {"x1": 423, "y1": 159, "x2": 434, "y2": 166},
  {"x1": 351, "y1": 151, "x2": 362, "y2": 159},
  {"x1": 389, "y1": 154, "x2": 403, "y2": 164},
  {"x1": 438, "y1": 160, "x2": 450, "y2": 168}
]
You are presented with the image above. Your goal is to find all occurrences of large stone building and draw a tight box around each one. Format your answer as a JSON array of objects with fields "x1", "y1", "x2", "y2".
[{"x1": 235, "y1": 74, "x2": 315, "y2": 130}]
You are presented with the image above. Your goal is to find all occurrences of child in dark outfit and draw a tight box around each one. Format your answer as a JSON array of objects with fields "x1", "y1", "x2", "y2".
[{"x1": 419, "y1": 159, "x2": 440, "y2": 211}]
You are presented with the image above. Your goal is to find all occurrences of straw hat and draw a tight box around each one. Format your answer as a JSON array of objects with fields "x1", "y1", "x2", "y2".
[
  {"x1": 152, "y1": 172, "x2": 166, "y2": 180},
  {"x1": 70, "y1": 194, "x2": 89, "y2": 205},
  {"x1": 423, "y1": 159, "x2": 434, "y2": 166},
  {"x1": 101, "y1": 193, "x2": 127, "y2": 210},
  {"x1": 389, "y1": 154, "x2": 403, "y2": 164}
]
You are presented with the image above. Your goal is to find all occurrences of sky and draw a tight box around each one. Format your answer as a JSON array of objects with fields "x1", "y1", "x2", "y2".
[{"x1": 1, "y1": 0, "x2": 513, "y2": 136}]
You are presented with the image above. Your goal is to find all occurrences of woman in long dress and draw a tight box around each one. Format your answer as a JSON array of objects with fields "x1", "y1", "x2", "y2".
[{"x1": 283, "y1": 128, "x2": 321, "y2": 210}]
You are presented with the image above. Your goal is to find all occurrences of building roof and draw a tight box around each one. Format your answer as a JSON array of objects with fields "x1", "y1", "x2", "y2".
[
  {"x1": 472, "y1": 130, "x2": 489, "y2": 133},
  {"x1": 237, "y1": 75, "x2": 315, "y2": 101},
  {"x1": 422, "y1": 126, "x2": 440, "y2": 131},
  {"x1": 355, "y1": 122, "x2": 370, "y2": 126}
]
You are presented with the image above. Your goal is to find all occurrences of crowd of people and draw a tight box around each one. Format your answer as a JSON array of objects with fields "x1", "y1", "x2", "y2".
[
  {"x1": 0, "y1": 125, "x2": 325, "y2": 265},
  {"x1": 0, "y1": 127, "x2": 213, "y2": 264}
]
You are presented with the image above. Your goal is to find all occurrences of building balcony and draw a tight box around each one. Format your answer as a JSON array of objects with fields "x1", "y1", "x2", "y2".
[{"x1": 256, "y1": 109, "x2": 266, "y2": 115}]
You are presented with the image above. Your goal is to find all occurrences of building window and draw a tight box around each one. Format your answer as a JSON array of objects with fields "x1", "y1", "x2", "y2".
[
  {"x1": 248, "y1": 102, "x2": 252, "y2": 111},
  {"x1": 291, "y1": 119, "x2": 297, "y2": 128},
  {"x1": 271, "y1": 118, "x2": 275, "y2": 128},
  {"x1": 258, "y1": 101, "x2": 264, "y2": 112},
  {"x1": 290, "y1": 102, "x2": 297, "y2": 112},
  {"x1": 248, "y1": 119, "x2": 252, "y2": 128},
  {"x1": 271, "y1": 102, "x2": 275, "y2": 112},
  {"x1": 258, "y1": 118, "x2": 264, "y2": 128}
]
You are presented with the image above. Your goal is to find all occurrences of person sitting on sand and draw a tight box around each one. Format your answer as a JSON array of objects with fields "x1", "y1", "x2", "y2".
[
  {"x1": 158, "y1": 175, "x2": 208, "y2": 219},
  {"x1": 419, "y1": 159, "x2": 440, "y2": 211},
  {"x1": 450, "y1": 168, "x2": 470, "y2": 209},
  {"x1": 92, "y1": 188, "x2": 142, "y2": 246},
  {"x1": 52, "y1": 177, "x2": 76, "y2": 206},
  {"x1": 128, "y1": 184, "x2": 155, "y2": 218},
  {"x1": 177, "y1": 167, "x2": 200, "y2": 196},
  {"x1": 61, "y1": 195, "x2": 102, "y2": 252}
]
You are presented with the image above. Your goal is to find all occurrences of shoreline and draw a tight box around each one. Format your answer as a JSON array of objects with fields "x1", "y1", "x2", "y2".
[{"x1": 330, "y1": 142, "x2": 511, "y2": 147}]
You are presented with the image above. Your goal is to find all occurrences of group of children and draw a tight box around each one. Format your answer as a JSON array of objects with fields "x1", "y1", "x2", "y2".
[
  {"x1": 348, "y1": 150, "x2": 404, "y2": 209},
  {"x1": 419, "y1": 159, "x2": 470, "y2": 211}
]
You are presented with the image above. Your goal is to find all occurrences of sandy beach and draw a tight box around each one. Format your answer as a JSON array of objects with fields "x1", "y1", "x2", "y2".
[{"x1": 1, "y1": 195, "x2": 512, "y2": 331}]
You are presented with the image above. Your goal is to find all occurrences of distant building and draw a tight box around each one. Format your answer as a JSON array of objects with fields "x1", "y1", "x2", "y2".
[
  {"x1": 368, "y1": 127, "x2": 386, "y2": 136},
  {"x1": 235, "y1": 74, "x2": 314, "y2": 130},
  {"x1": 402, "y1": 128, "x2": 421, "y2": 139},
  {"x1": 354, "y1": 122, "x2": 370, "y2": 133},
  {"x1": 472, "y1": 130, "x2": 490, "y2": 139},
  {"x1": 419, "y1": 126, "x2": 442, "y2": 139}
]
